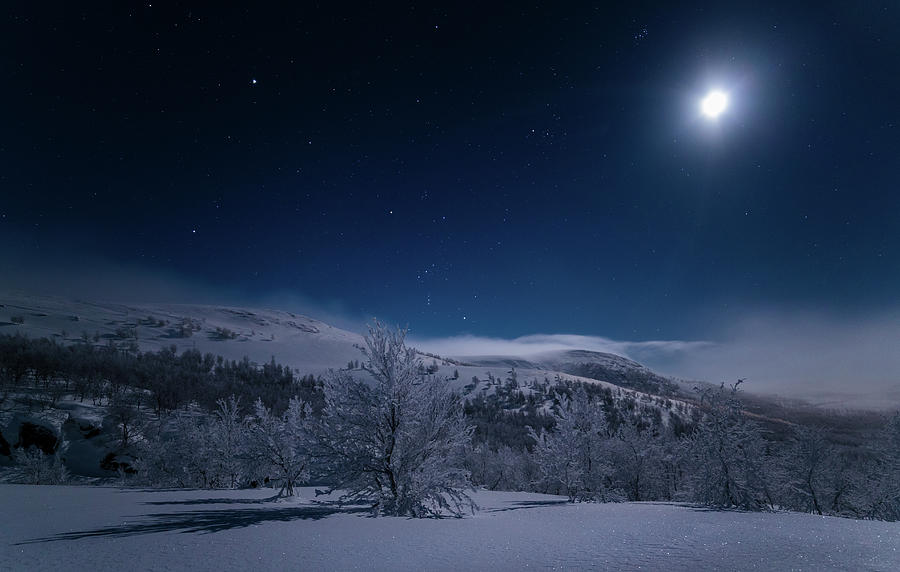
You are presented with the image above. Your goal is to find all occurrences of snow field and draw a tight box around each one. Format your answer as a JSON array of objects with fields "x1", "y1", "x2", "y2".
[{"x1": 1, "y1": 485, "x2": 898, "y2": 571}]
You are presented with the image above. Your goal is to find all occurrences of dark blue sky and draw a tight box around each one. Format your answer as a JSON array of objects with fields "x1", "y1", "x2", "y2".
[{"x1": 3, "y1": 1, "x2": 899, "y2": 340}]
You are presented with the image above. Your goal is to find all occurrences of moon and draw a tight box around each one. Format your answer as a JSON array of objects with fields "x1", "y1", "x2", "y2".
[{"x1": 700, "y1": 90, "x2": 728, "y2": 119}]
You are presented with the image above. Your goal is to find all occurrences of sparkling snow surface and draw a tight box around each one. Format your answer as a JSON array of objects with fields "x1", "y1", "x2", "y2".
[{"x1": 1, "y1": 486, "x2": 897, "y2": 571}]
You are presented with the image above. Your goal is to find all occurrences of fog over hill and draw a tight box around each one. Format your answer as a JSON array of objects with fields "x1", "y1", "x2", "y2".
[
  {"x1": 0, "y1": 293, "x2": 684, "y2": 410},
  {"x1": 412, "y1": 322, "x2": 900, "y2": 410},
  {"x1": 2, "y1": 292, "x2": 899, "y2": 409}
]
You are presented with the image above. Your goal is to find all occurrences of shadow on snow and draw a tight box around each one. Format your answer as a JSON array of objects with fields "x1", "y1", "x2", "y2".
[
  {"x1": 486, "y1": 499, "x2": 569, "y2": 513},
  {"x1": 17, "y1": 501, "x2": 368, "y2": 543},
  {"x1": 142, "y1": 495, "x2": 282, "y2": 505}
]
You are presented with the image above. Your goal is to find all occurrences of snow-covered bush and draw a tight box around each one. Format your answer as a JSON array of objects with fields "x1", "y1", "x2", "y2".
[
  {"x1": 465, "y1": 443, "x2": 536, "y2": 491},
  {"x1": 12, "y1": 446, "x2": 69, "y2": 484},
  {"x1": 685, "y1": 381, "x2": 775, "y2": 511},
  {"x1": 136, "y1": 398, "x2": 252, "y2": 489},
  {"x1": 778, "y1": 425, "x2": 833, "y2": 515},
  {"x1": 863, "y1": 411, "x2": 900, "y2": 521},
  {"x1": 317, "y1": 321, "x2": 474, "y2": 517},
  {"x1": 208, "y1": 396, "x2": 250, "y2": 489},
  {"x1": 135, "y1": 404, "x2": 206, "y2": 487},
  {"x1": 247, "y1": 397, "x2": 312, "y2": 497},
  {"x1": 528, "y1": 387, "x2": 621, "y2": 502},
  {"x1": 607, "y1": 421, "x2": 666, "y2": 502}
]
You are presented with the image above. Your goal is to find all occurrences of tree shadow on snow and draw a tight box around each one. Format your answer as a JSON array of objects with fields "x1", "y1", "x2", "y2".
[
  {"x1": 142, "y1": 495, "x2": 282, "y2": 505},
  {"x1": 16, "y1": 502, "x2": 368, "y2": 544},
  {"x1": 118, "y1": 487, "x2": 208, "y2": 493},
  {"x1": 679, "y1": 504, "x2": 764, "y2": 514},
  {"x1": 486, "y1": 499, "x2": 569, "y2": 513}
]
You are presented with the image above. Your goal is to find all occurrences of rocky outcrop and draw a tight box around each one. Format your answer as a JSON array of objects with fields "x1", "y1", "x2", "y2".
[{"x1": 15, "y1": 422, "x2": 59, "y2": 455}]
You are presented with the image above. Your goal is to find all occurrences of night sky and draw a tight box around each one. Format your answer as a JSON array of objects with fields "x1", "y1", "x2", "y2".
[{"x1": 3, "y1": 1, "x2": 899, "y2": 342}]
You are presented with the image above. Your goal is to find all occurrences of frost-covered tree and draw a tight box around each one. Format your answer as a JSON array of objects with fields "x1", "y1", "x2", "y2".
[
  {"x1": 318, "y1": 321, "x2": 474, "y2": 517},
  {"x1": 780, "y1": 425, "x2": 832, "y2": 515},
  {"x1": 137, "y1": 401, "x2": 249, "y2": 489},
  {"x1": 247, "y1": 397, "x2": 313, "y2": 497},
  {"x1": 609, "y1": 421, "x2": 663, "y2": 502},
  {"x1": 686, "y1": 381, "x2": 774, "y2": 510},
  {"x1": 529, "y1": 396, "x2": 586, "y2": 500},
  {"x1": 528, "y1": 387, "x2": 618, "y2": 502},
  {"x1": 108, "y1": 392, "x2": 145, "y2": 450},
  {"x1": 465, "y1": 443, "x2": 534, "y2": 491},
  {"x1": 819, "y1": 449, "x2": 863, "y2": 517},
  {"x1": 865, "y1": 411, "x2": 900, "y2": 521},
  {"x1": 13, "y1": 446, "x2": 69, "y2": 485},
  {"x1": 209, "y1": 396, "x2": 250, "y2": 489},
  {"x1": 136, "y1": 403, "x2": 212, "y2": 487}
]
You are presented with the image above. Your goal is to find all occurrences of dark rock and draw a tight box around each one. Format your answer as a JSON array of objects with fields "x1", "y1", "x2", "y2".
[{"x1": 16, "y1": 422, "x2": 58, "y2": 455}]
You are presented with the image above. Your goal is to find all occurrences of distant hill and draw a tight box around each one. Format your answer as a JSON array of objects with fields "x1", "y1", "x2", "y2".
[
  {"x1": 0, "y1": 292, "x2": 365, "y2": 374},
  {"x1": 0, "y1": 292, "x2": 888, "y2": 480},
  {"x1": 533, "y1": 350, "x2": 682, "y2": 396},
  {"x1": 0, "y1": 293, "x2": 682, "y2": 398},
  {"x1": 453, "y1": 350, "x2": 682, "y2": 396}
]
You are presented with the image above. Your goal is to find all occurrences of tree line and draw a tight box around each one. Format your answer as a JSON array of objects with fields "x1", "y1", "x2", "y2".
[
  {"x1": 1, "y1": 327, "x2": 899, "y2": 521},
  {"x1": 464, "y1": 379, "x2": 900, "y2": 521},
  {"x1": 0, "y1": 332, "x2": 323, "y2": 413},
  {"x1": 134, "y1": 322, "x2": 473, "y2": 517}
]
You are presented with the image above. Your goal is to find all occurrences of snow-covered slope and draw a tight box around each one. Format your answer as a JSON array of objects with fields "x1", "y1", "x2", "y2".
[
  {"x1": 1, "y1": 485, "x2": 897, "y2": 571},
  {"x1": 535, "y1": 349, "x2": 657, "y2": 377},
  {"x1": 0, "y1": 293, "x2": 695, "y2": 440},
  {"x1": 0, "y1": 293, "x2": 364, "y2": 374},
  {"x1": 457, "y1": 349, "x2": 681, "y2": 396},
  {"x1": 0, "y1": 293, "x2": 681, "y2": 399}
]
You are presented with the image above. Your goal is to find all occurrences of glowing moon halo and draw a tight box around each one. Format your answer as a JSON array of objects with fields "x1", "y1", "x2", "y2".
[{"x1": 700, "y1": 90, "x2": 728, "y2": 119}]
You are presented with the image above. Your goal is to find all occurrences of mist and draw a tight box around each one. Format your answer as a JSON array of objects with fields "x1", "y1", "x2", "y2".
[
  {"x1": 653, "y1": 310, "x2": 900, "y2": 408},
  {"x1": 410, "y1": 333, "x2": 712, "y2": 363},
  {"x1": 414, "y1": 310, "x2": 900, "y2": 409},
  {"x1": 4, "y1": 239, "x2": 898, "y2": 408}
]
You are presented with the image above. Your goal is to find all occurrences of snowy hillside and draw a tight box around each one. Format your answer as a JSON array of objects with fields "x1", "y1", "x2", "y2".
[
  {"x1": 1, "y1": 485, "x2": 898, "y2": 571},
  {"x1": 458, "y1": 349, "x2": 682, "y2": 396},
  {"x1": 0, "y1": 292, "x2": 685, "y2": 405},
  {"x1": 0, "y1": 292, "x2": 365, "y2": 374},
  {"x1": 0, "y1": 293, "x2": 705, "y2": 484}
]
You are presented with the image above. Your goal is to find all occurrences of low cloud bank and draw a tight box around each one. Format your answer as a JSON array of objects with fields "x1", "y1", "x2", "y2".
[
  {"x1": 411, "y1": 333, "x2": 712, "y2": 363},
  {"x1": 654, "y1": 310, "x2": 900, "y2": 408},
  {"x1": 3, "y1": 234, "x2": 897, "y2": 408},
  {"x1": 414, "y1": 311, "x2": 900, "y2": 409}
]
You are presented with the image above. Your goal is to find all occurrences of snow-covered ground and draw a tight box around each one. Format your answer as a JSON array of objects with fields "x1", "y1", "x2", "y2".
[{"x1": 1, "y1": 486, "x2": 897, "y2": 571}]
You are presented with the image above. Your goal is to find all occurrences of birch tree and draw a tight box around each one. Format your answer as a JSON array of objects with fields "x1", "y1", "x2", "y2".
[
  {"x1": 248, "y1": 397, "x2": 312, "y2": 497},
  {"x1": 318, "y1": 321, "x2": 474, "y2": 517}
]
